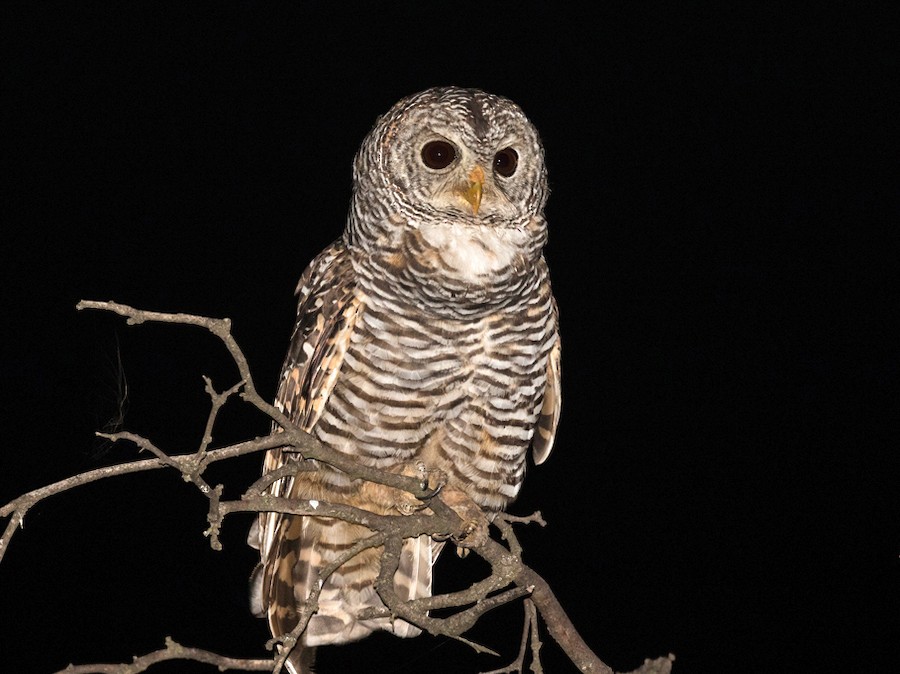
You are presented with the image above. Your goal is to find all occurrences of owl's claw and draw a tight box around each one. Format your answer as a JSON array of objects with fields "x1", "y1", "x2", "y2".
[
  {"x1": 452, "y1": 514, "x2": 489, "y2": 549},
  {"x1": 441, "y1": 487, "x2": 490, "y2": 550},
  {"x1": 395, "y1": 500, "x2": 427, "y2": 516},
  {"x1": 392, "y1": 462, "x2": 446, "y2": 515},
  {"x1": 408, "y1": 461, "x2": 445, "y2": 497}
]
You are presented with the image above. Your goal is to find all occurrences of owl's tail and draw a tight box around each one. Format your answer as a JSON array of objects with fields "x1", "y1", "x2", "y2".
[
  {"x1": 302, "y1": 532, "x2": 442, "y2": 646},
  {"x1": 285, "y1": 534, "x2": 442, "y2": 672},
  {"x1": 250, "y1": 514, "x2": 443, "y2": 666},
  {"x1": 280, "y1": 529, "x2": 437, "y2": 671}
]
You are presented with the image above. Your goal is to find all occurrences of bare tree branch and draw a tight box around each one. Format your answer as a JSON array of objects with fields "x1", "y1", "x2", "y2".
[
  {"x1": 480, "y1": 598, "x2": 541, "y2": 674},
  {"x1": 623, "y1": 654, "x2": 676, "y2": 674},
  {"x1": 75, "y1": 300, "x2": 441, "y2": 500},
  {"x1": 0, "y1": 433, "x2": 285, "y2": 564},
  {"x1": 54, "y1": 636, "x2": 272, "y2": 673},
  {"x1": 3, "y1": 300, "x2": 673, "y2": 673},
  {"x1": 196, "y1": 376, "x2": 246, "y2": 459}
]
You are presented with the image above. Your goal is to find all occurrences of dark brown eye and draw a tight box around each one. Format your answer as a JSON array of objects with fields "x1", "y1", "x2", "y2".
[
  {"x1": 421, "y1": 140, "x2": 457, "y2": 169},
  {"x1": 493, "y1": 148, "x2": 518, "y2": 177}
]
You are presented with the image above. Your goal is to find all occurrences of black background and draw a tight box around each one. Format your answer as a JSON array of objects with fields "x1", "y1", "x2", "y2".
[{"x1": 2, "y1": 3, "x2": 896, "y2": 673}]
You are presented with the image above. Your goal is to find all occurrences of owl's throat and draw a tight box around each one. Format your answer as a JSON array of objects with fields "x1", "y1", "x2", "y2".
[
  {"x1": 419, "y1": 222, "x2": 524, "y2": 280},
  {"x1": 358, "y1": 222, "x2": 545, "y2": 317}
]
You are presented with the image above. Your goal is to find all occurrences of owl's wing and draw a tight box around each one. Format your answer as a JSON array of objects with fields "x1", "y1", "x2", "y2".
[
  {"x1": 254, "y1": 239, "x2": 361, "y2": 575},
  {"x1": 252, "y1": 239, "x2": 434, "y2": 654},
  {"x1": 532, "y1": 328, "x2": 561, "y2": 466}
]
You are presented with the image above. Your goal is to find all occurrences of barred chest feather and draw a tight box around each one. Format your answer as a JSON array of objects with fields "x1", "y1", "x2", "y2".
[{"x1": 315, "y1": 244, "x2": 557, "y2": 511}]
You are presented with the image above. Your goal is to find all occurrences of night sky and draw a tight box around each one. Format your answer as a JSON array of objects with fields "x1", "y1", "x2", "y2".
[{"x1": 2, "y1": 4, "x2": 895, "y2": 673}]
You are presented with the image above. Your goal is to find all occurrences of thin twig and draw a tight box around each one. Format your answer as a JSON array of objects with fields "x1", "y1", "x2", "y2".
[
  {"x1": 244, "y1": 457, "x2": 314, "y2": 497},
  {"x1": 196, "y1": 376, "x2": 245, "y2": 459},
  {"x1": 479, "y1": 598, "x2": 540, "y2": 674},
  {"x1": 0, "y1": 433, "x2": 284, "y2": 563},
  {"x1": 54, "y1": 636, "x2": 272, "y2": 673},
  {"x1": 526, "y1": 599, "x2": 543, "y2": 673}
]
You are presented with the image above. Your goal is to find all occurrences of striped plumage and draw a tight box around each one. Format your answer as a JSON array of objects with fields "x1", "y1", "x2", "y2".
[{"x1": 249, "y1": 87, "x2": 561, "y2": 673}]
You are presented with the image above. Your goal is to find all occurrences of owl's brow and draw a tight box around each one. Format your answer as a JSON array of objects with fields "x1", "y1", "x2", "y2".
[{"x1": 464, "y1": 95, "x2": 490, "y2": 139}]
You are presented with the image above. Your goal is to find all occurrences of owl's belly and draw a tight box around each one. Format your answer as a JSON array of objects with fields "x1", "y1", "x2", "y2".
[{"x1": 313, "y1": 308, "x2": 553, "y2": 510}]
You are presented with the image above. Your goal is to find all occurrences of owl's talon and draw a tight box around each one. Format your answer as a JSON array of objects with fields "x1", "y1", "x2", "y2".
[
  {"x1": 452, "y1": 517, "x2": 489, "y2": 549},
  {"x1": 391, "y1": 462, "x2": 446, "y2": 514},
  {"x1": 414, "y1": 461, "x2": 428, "y2": 485},
  {"x1": 392, "y1": 490, "x2": 428, "y2": 516},
  {"x1": 440, "y1": 487, "x2": 490, "y2": 549},
  {"x1": 410, "y1": 463, "x2": 446, "y2": 498},
  {"x1": 395, "y1": 500, "x2": 427, "y2": 515},
  {"x1": 421, "y1": 472, "x2": 446, "y2": 499}
]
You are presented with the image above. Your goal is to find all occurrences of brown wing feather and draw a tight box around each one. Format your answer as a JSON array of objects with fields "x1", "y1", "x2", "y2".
[
  {"x1": 255, "y1": 240, "x2": 360, "y2": 624},
  {"x1": 254, "y1": 239, "x2": 435, "y2": 660},
  {"x1": 532, "y1": 333, "x2": 561, "y2": 465}
]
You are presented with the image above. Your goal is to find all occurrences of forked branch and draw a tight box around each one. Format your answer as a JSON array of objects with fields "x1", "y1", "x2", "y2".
[{"x1": 2, "y1": 300, "x2": 673, "y2": 674}]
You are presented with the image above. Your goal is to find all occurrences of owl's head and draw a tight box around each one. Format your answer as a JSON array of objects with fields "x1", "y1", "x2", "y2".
[{"x1": 347, "y1": 87, "x2": 549, "y2": 239}]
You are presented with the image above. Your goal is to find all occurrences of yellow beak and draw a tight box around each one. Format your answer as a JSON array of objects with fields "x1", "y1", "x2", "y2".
[{"x1": 461, "y1": 165, "x2": 485, "y2": 215}]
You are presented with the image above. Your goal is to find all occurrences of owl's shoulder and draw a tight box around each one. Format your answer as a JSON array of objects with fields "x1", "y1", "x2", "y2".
[{"x1": 295, "y1": 238, "x2": 355, "y2": 300}]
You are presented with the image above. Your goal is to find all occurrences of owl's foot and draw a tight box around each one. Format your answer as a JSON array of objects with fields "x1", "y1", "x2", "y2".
[
  {"x1": 411, "y1": 461, "x2": 447, "y2": 498},
  {"x1": 440, "y1": 487, "x2": 490, "y2": 550},
  {"x1": 391, "y1": 462, "x2": 446, "y2": 515}
]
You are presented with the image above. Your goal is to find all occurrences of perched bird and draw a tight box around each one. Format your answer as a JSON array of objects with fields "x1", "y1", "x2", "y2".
[{"x1": 249, "y1": 86, "x2": 561, "y2": 673}]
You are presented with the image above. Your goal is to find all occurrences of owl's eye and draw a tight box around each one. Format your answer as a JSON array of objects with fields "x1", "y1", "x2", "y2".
[
  {"x1": 493, "y1": 148, "x2": 519, "y2": 177},
  {"x1": 421, "y1": 140, "x2": 457, "y2": 170}
]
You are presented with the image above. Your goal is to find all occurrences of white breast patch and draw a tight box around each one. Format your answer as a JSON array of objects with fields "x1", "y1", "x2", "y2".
[{"x1": 419, "y1": 223, "x2": 525, "y2": 281}]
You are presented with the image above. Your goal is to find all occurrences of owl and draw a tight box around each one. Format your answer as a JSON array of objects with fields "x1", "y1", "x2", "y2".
[{"x1": 248, "y1": 86, "x2": 561, "y2": 673}]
